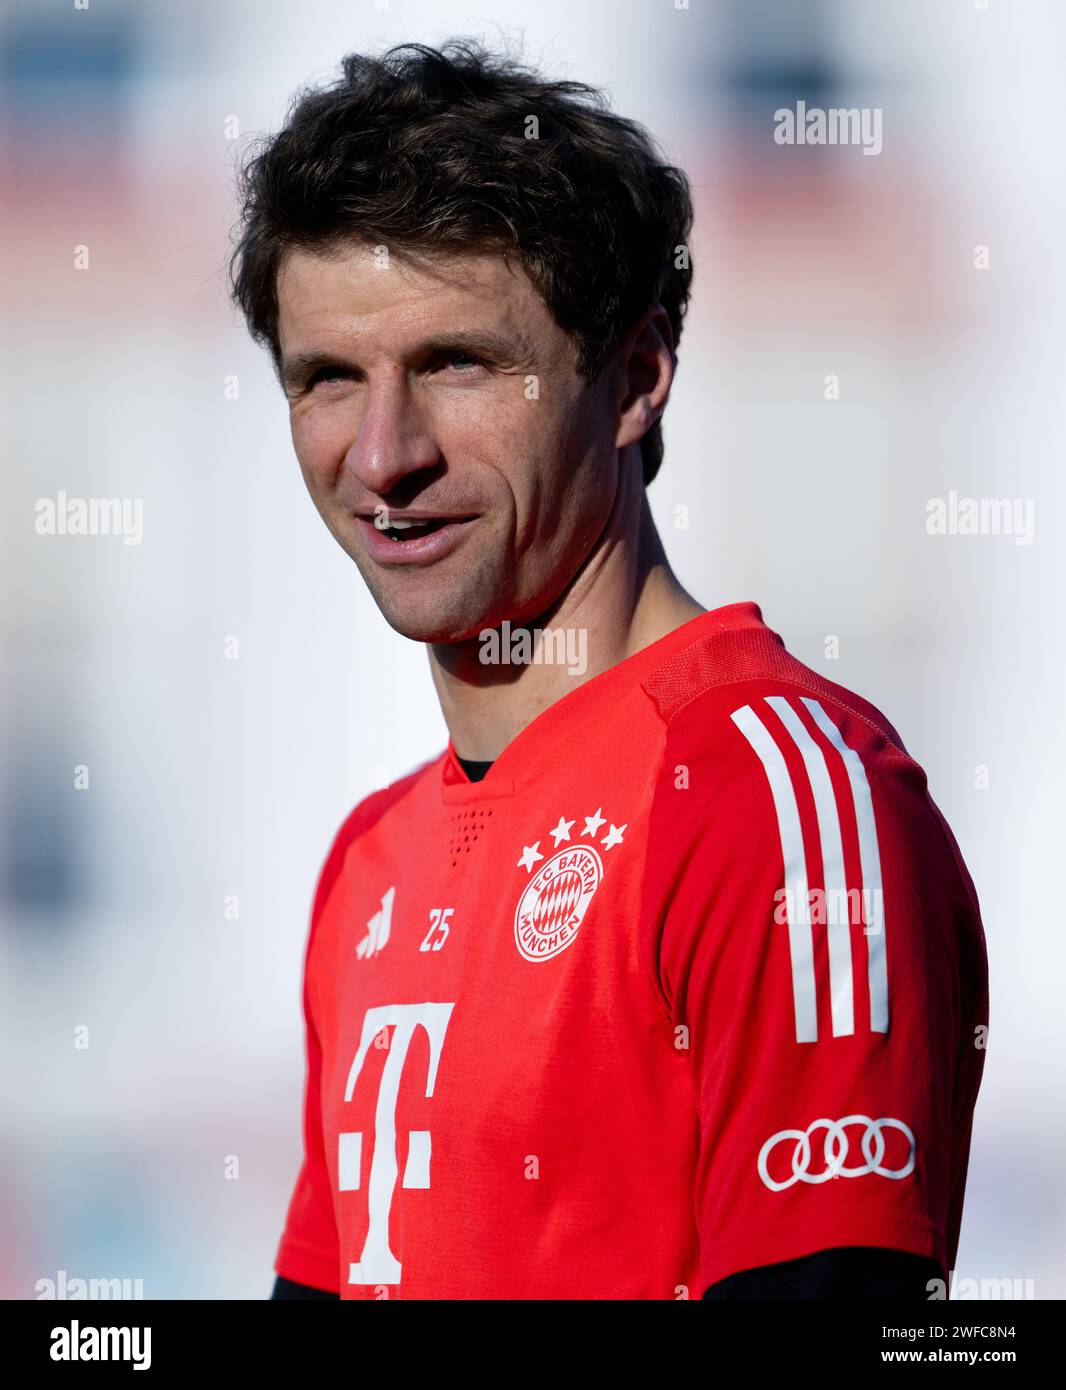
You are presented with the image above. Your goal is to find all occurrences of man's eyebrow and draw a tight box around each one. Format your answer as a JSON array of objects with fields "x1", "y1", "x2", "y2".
[
  {"x1": 278, "y1": 328, "x2": 537, "y2": 391},
  {"x1": 278, "y1": 351, "x2": 348, "y2": 392}
]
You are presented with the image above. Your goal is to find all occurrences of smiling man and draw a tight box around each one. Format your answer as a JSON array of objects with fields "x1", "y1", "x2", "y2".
[{"x1": 231, "y1": 40, "x2": 989, "y2": 1301}]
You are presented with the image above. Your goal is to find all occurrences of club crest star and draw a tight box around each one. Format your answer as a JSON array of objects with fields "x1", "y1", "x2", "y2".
[
  {"x1": 601, "y1": 823, "x2": 627, "y2": 850},
  {"x1": 517, "y1": 841, "x2": 544, "y2": 873},
  {"x1": 549, "y1": 815, "x2": 575, "y2": 846}
]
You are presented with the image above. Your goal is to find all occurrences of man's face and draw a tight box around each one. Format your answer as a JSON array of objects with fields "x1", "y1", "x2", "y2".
[{"x1": 275, "y1": 244, "x2": 625, "y2": 642}]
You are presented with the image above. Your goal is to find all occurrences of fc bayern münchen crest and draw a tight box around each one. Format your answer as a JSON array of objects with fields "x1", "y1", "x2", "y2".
[{"x1": 514, "y1": 844, "x2": 603, "y2": 962}]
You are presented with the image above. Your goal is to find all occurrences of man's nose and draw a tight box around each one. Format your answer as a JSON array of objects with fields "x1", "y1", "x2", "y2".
[{"x1": 342, "y1": 368, "x2": 440, "y2": 495}]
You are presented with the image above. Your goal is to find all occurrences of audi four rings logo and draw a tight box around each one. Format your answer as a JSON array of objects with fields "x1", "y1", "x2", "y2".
[{"x1": 758, "y1": 1114, "x2": 916, "y2": 1191}]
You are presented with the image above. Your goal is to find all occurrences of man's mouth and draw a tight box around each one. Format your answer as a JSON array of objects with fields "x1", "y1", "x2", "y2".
[
  {"x1": 379, "y1": 517, "x2": 452, "y2": 543},
  {"x1": 359, "y1": 513, "x2": 477, "y2": 543},
  {"x1": 353, "y1": 512, "x2": 478, "y2": 564}
]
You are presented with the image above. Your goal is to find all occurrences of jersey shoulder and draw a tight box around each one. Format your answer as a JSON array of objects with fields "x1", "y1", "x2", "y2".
[
  {"x1": 641, "y1": 609, "x2": 978, "y2": 914},
  {"x1": 642, "y1": 607, "x2": 908, "y2": 762}
]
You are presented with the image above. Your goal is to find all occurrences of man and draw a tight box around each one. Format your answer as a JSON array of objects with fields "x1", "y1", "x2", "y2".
[{"x1": 230, "y1": 40, "x2": 988, "y2": 1300}]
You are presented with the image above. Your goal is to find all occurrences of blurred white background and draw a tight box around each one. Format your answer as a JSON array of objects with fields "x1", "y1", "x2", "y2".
[{"x1": 1, "y1": 0, "x2": 1061, "y2": 1298}]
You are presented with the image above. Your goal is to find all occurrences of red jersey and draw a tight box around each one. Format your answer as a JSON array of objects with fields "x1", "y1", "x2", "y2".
[{"x1": 274, "y1": 601, "x2": 989, "y2": 1299}]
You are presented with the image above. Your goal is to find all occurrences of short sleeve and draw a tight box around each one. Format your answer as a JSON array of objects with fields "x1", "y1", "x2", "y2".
[{"x1": 642, "y1": 687, "x2": 988, "y2": 1297}]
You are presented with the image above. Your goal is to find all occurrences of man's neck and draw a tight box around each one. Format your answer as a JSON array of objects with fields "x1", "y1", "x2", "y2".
[{"x1": 428, "y1": 462, "x2": 706, "y2": 762}]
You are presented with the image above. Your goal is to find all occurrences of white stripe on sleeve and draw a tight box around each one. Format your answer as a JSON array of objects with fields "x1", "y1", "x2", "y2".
[{"x1": 730, "y1": 703, "x2": 819, "y2": 1043}]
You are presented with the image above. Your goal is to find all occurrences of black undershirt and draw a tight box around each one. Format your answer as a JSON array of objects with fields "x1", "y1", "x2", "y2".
[
  {"x1": 272, "y1": 752, "x2": 941, "y2": 1300},
  {"x1": 456, "y1": 755, "x2": 494, "y2": 782}
]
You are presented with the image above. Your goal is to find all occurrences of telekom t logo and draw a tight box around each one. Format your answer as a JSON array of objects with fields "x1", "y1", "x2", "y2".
[{"x1": 338, "y1": 1002, "x2": 455, "y2": 1287}]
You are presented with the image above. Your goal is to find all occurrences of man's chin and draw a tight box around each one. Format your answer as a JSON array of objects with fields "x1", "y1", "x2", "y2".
[
  {"x1": 369, "y1": 587, "x2": 499, "y2": 646},
  {"x1": 343, "y1": 535, "x2": 504, "y2": 644}
]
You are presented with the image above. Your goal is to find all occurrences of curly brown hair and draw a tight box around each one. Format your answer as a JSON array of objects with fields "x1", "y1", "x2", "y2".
[{"x1": 229, "y1": 38, "x2": 694, "y2": 485}]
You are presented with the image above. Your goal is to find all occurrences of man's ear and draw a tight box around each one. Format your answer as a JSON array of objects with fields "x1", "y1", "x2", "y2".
[{"x1": 614, "y1": 304, "x2": 675, "y2": 452}]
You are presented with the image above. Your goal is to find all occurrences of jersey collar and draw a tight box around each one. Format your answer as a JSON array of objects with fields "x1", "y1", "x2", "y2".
[{"x1": 440, "y1": 601, "x2": 767, "y2": 803}]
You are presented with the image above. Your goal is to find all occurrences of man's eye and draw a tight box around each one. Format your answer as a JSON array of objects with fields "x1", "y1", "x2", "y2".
[
  {"x1": 307, "y1": 366, "x2": 350, "y2": 388},
  {"x1": 299, "y1": 354, "x2": 484, "y2": 392}
]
